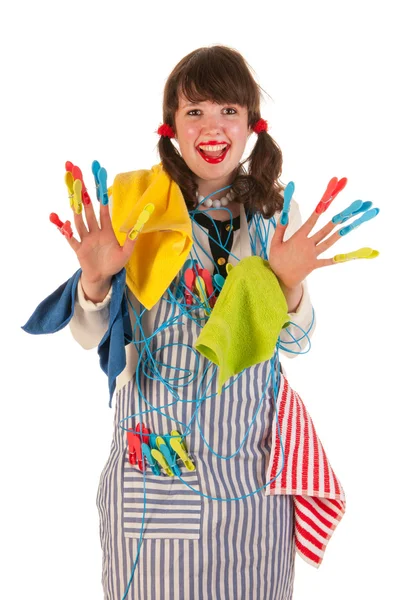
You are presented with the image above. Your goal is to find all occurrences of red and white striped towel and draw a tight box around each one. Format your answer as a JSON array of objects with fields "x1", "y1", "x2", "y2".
[{"x1": 265, "y1": 374, "x2": 346, "y2": 567}]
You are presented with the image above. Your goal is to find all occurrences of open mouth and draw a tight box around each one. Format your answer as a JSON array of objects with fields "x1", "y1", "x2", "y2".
[{"x1": 196, "y1": 143, "x2": 231, "y2": 164}]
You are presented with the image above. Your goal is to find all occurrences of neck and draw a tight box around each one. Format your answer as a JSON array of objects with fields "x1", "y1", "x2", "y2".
[{"x1": 196, "y1": 175, "x2": 235, "y2": 200}]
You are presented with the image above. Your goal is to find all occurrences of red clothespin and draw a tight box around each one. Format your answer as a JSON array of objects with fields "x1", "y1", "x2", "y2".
[
  {"x1": 184, "y1": 268, "x2": 196, "y2": 306},
  {"x1": 49, "y1": 213, "x2": 73, "y2": 239},
  {"x1": 198, "y1": 268, "x2": 216, "y2": 307},
  {"x1": 315, "y1": 177, "x2": 348, "y2": 214},
  {"x1": 65, "y1": 161, "x2": 91, "y2": 205},
  {"x1": 127, "y1": 423, "x2": 151, "y2": 471}
]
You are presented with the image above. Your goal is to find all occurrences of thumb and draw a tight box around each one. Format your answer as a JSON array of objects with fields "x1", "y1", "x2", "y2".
[{"x1": 272, "y1": 218, "x2": 288, "y2": 246}]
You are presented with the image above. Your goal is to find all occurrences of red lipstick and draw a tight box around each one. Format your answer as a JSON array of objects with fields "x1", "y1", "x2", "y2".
[{"x1": 196, "y1": 141, "x2": 231, "y2": 164}]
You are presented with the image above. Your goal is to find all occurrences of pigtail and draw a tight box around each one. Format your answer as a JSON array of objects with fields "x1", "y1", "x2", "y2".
[{"x1": 157, "y1": 135, "x2": 198, "y2": 210}]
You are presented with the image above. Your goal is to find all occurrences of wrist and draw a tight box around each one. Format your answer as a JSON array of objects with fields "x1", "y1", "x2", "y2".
[
  {"x1": 279, "y1": 281, "x2": 304, "y2": 313},
  {"x1": 80, "y1": 274, "x2": 112, "y2": 303}
]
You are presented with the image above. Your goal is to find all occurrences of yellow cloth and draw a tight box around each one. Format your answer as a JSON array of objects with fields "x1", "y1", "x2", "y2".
[{"x1": 109, "y1": 163, "x2": 193, "y2": 310}]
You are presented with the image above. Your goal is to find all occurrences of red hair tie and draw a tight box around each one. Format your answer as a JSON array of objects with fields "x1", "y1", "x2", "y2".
[
  {"x1": 253, "y1": 118, "x2": 268, "y2": 134},
  {"x1": 157, "y1": 123, "x2": 175, "y2": 139}
]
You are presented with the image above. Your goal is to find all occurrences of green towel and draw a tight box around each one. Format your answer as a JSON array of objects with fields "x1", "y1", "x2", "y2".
[{"x1": 194, "y1": 256, "x2": 290, "y2": 394}]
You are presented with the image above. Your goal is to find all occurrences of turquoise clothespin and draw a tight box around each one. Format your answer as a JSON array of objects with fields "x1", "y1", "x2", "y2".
[
  {"x1": 332, "y1": 200, "x2": 373, "y2": 224},
  {"x1": 141, "y1": 443, "x2": 161, "y2": 476},
  {"x1": 157, "y1": 436, "x2": 181, "y2": 476},
  {"x1": 280, "y1": 181, "x2": 295, "y2": 226},
  {"x1": 213, "y1": 273, "x2": 225, "y2": 291},
  {"x1": 91, "y1": 160, "x2": 109, "y2": 205},
  {"x1": 339, "y1": 207, "x2": 379, "y2": 236}
]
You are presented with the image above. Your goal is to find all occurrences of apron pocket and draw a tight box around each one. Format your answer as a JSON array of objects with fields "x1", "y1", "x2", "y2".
[{"x1": 123, "y1": 453, "x2": 202, "y2": 540}]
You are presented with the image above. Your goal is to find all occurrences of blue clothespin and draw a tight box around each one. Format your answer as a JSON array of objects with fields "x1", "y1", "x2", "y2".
[
  {"x1": 157, "y1": 436, "x2": 181, "y2": 476},
  {"x1": 339, "y1": 207, "x2": 379, "y2": 236},
  {"x1": 332, "y1": 200, "x2": 373, "y2": 224},
  {"x1": 91, "y1": 160, "x2": 109, "y2": 205},
  {"x1": 280, "y1": 181, "x2": 295, "y2": 226},
  {"x1": 141, "y1": 443, "x2": 161, "y2": 476}
]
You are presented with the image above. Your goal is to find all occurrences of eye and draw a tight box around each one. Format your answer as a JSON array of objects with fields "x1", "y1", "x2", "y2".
[
  {"x1": 223, "y1": 107, "x2": 237, "y2": 115},
  {"x1": 187, "y1": 109, "x2": 202, "y2": 116}
]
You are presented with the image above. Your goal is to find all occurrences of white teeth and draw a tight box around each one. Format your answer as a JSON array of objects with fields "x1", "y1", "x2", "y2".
[{"x1": 198, "y1": 144, "x2": 228, "y2": 152}]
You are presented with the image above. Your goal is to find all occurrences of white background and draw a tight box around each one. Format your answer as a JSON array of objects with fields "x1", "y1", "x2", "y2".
[{"x1": 1, "y1": 0, "x2": 398, "y2": 598}]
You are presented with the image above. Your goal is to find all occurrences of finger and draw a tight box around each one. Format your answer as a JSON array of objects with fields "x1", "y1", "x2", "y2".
[
  {"x1": 73, "y1": 209, "x2": 89, "y2": 240},
  {"x1": 99, "y1": 201, "x2": 113, "y2": 230},
  {"x1": 315, "y1": 230, "x2": 341, "y2": 256},
  {"x1": 49, "y1": 213, "x2": 81, "y2": 252},
  {"x1": 272, "y1": 219, "x2": 287, "y2": 245},
  {"x1": 82, "y1": 198, "x2": 100, "y2": 232},
  {"x1": 315, "y1": 257, "x2": 336, "y2": 268},
  {"x1": 309, "y1": 219, "x2": 337, "y2": 245}
]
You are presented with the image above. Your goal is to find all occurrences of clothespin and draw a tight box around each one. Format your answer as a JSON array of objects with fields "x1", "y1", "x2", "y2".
[
  {"x1": 91, "y1": 160, "x2": 109, "y2": 205},
  {"x1": 169, "y1": 430, "x2": 196, "y2": 471},
  {"x1": 315, "y1": 177, "x2": 348, "y2": 215},
  {"x1": 72, "y1": 165, "x2": 91, "y2": 205},
  {"x1": 198, "y1": 268, "x2": 216, "y2": 307},
  {"x1": 49, "y1": 213, "x2": 73, "y2": 239},
  {"x1": 280, "y1": 181, "x2": 295, "y2": 225},
  {"x1": 184, "y1": 268, "x2": 196, "y2": 306},
  {"x1": 194, "y1": 276, "x2": 211, "y2": 315},
  {"x1": 64, "y1": 166, "x2": 83, "y2": 214},
  {"x1": 213, "y1": 273, "x2": 225, "y2": 292},
  {"x1": 141, "y1": 443, "x2": 161, "y2": 476},
  {"x1": 333, "y1": 247, "x2": 379, "y2": 263},
  {"x1": 339, "y1": 207, "x2": 379, "y2": 236},
  {"x1": 332, "y1": 200, "x2": 373, "y2": 224},
  {"x1": 150, "y1": 436, "x2": 175, "y2": 477},
  {"x1": 156, "y1": 436, "x2": 181, "y2": 476},
  {"x1": 128, "y1": 203, "x2": 155, "y2": 241},
  {"x1": 127, "y1": 423, "x2": 150, "y2": 472}
]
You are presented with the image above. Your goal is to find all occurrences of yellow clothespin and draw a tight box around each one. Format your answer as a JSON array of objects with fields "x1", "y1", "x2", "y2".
[
  {"x1": 128, "y1": 203, "x2": 155, "y2": 240},
  {"x1": 73, "y1": 179, "x2": 83, "y2": 214},
  {"x1": 151, "y1": 435, "x2": 175, "y2": 477},
  {"x1": 333, "y1": 247, "x2": 379, "y2": 263},
  {"x1": 64, "y1": 171, "x2": 74, "y2": 209},
  {"x1": 169, "y1": 430, "x2": 196, "y2": 471},
  {"x1": 194, "y1": 276, "x2": 211, "y2": 316},
  {"x1": 226, "y1": 263, "x2": 234, "y2": 274}
]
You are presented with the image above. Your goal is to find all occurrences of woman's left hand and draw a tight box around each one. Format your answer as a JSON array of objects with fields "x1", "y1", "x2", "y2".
[{"x1": 268, "y1": 197, "x2": 379, "y2": 290}]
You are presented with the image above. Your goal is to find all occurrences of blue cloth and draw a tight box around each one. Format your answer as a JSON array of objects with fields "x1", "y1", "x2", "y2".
[{"x1": 21, "y1": 268, "x2": 132, "y2": 406}]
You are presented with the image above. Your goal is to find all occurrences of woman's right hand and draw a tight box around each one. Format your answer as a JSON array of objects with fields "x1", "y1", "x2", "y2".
[{"x1": 65, "y1": 200, "x2": 138, "y2": 302}]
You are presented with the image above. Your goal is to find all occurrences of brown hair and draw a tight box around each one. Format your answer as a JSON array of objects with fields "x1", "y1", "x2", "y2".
[{"x1": 157, "y1": 45, "x2": 285, "y2": 218}]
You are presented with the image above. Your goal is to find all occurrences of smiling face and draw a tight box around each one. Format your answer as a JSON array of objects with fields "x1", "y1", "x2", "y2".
[{"x1": 174, "y1": 94, "x2": 252, "y2": 192}]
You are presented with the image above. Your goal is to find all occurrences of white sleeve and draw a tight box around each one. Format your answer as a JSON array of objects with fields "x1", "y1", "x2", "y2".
[
  {"x1": 68, "y1": 276, "x2": 113, "y2": 349},
  {"x1": 275, "y1": 198, "x2": 316, "y2": 357}
]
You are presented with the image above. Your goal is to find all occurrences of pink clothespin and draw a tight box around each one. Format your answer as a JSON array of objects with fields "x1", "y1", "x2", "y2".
[
  {"x1": 315, "y1": 177, "x2": 348, "y2": 214},
  {"x1": 184, "y1": 268, "x2": 196, "y2": 306},
  {"x1": 65, "y1": 161, "x2": 91, "y2": 205},
  {"x1": 49, "y1": 213, "x2": 73, "y2": 239},
  {"x1": 127, "y1": 423, "x2": 151, "y2": 471}
]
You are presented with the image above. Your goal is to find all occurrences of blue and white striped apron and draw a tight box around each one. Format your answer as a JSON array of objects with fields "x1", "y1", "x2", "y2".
[{"x1": 96, "y1": 209, "x2": 295, "y2": 600}]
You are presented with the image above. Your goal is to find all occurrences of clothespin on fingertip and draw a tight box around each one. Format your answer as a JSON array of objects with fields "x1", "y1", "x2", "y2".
[
  {"x1": 333, "y1": 247, "x2": 379, "y2": 262},
  {"x1": 92, "y1": 160, "x2": 109, "y2": 205},
  {"x1": 280, "y1": 181, "x2": 295, "y2": 225},
  {"x1": 72, "y1": 165, "x2": 91, "y2": 205},
  {"x1": 315, "y1": 177, "x2": 347, "y2": 214},
  {"x1": 64, "y1": 164, "x2": 83, "y2": 214},
  {"x1": 128, "y1": 204, "x2": 155, "y2": 241},
  {"x1": 49, "y1": 213, "x2": 73, "y2": 239}
]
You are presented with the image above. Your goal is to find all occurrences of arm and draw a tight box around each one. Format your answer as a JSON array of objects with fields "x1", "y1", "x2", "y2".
[
  {"x1": 271, "y1": 198, "x2": 316, "y2": 357},
  {"x1": 69, "y1": 276, "x2": 113, "y2": 349}
]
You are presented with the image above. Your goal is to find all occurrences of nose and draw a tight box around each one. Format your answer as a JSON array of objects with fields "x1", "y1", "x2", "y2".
[{"x1": 201, "y1": 113, "x2": 223, "y2": 137}]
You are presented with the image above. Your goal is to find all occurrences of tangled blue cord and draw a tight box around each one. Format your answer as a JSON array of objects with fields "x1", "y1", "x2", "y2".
[{"x1": 119, "y1": 195, "x2": 314, "y2": 599}]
